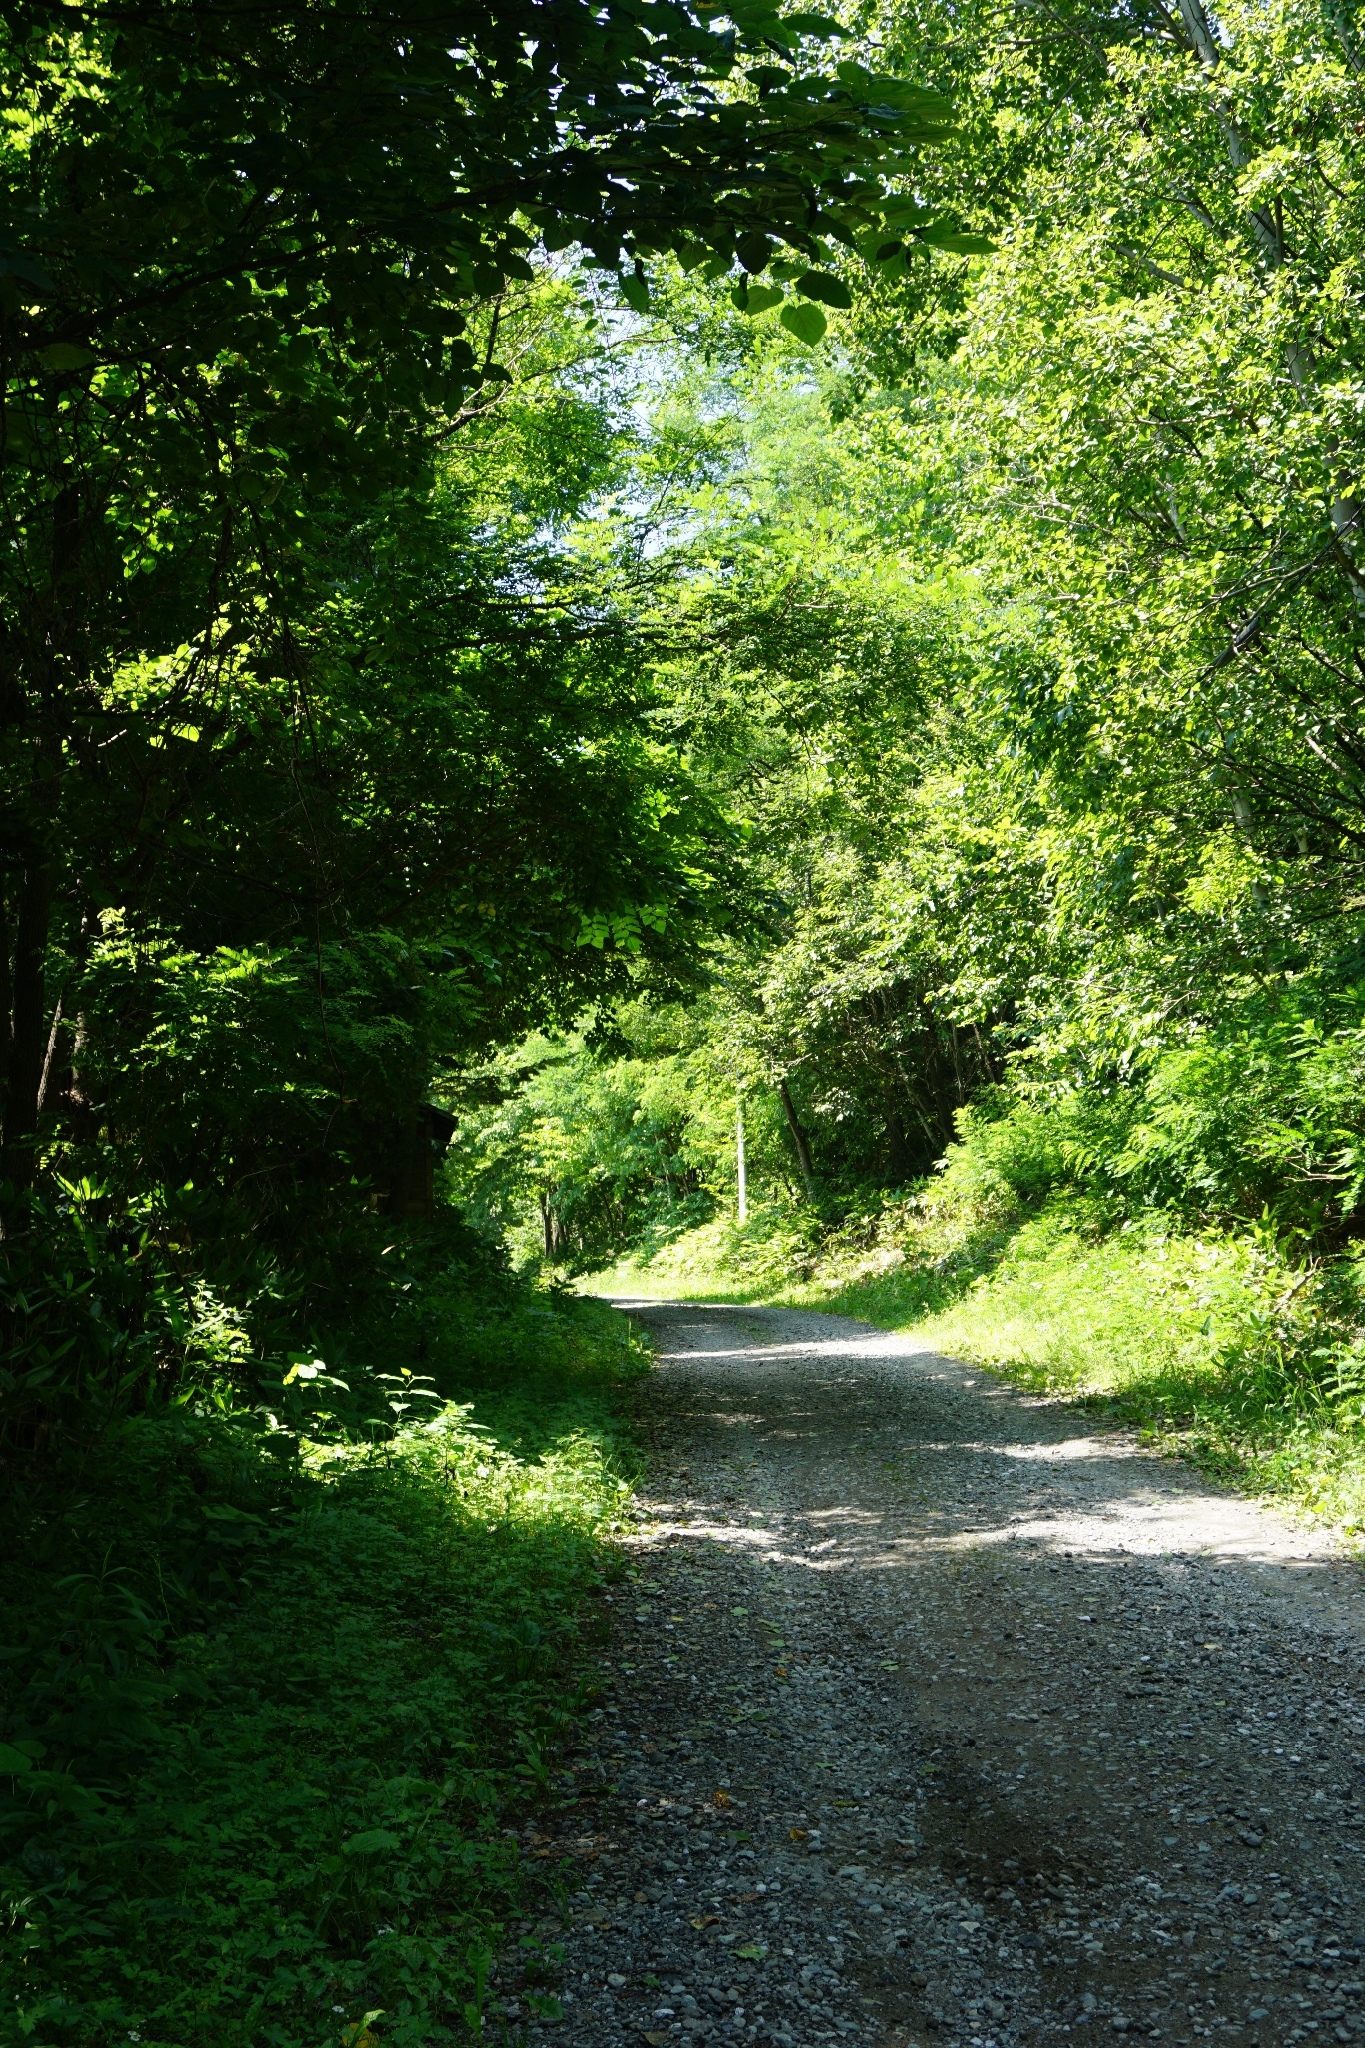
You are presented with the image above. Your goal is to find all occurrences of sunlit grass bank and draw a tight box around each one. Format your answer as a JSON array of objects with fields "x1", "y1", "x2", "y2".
[
  {"x1": 591, "y1": 1200, "x2": 1365, "y2": 1537},
  {"x1": 2, "y1": 1293, "x2": 644, "y2": 2048}
]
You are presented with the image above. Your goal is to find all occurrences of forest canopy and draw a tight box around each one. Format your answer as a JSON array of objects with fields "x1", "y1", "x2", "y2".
[
  {"x1": 452, "y1": 0, "x2": 1365, "y2": 1285},
  {"x1": 8, "y1": 0, "x2": 1365, "y2": 1421},
  {"x1": 0, "y1": 0, "x2": 961, "y2": 1425}
]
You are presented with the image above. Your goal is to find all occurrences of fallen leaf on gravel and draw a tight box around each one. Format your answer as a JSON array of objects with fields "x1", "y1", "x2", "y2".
[
  {"x1": 691, "y1": 1915, "x2": 722, "y2": 1929},
  {"x1": 712, "y1": 1789, "x2": 732, "y2": 1808},
  {"x1": 634, "y1": 1890, "x2": 649, "y2": 1903},
  {"x1": 880, "y1": 1661, "x2": 900, "y2": 1670},
  {"x1": 789, "y1": 1828, "x2": 809, "y2": 1841},
  {"x1": 734, "y1": 1944, "x2": 767, "y2": 1960},
  {"x1": 643, "y1": 2032, "x2": 671, "y2": 2045},
  {"x1": 736, "y1": 1890, "x2": 763, "y2": 1902}
]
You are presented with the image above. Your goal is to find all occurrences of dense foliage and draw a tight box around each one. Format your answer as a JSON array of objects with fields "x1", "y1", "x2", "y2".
[
  {"x1": 2, "y1": 1283, "x2": 645, "y2": 2045},
  {"x1": 0, "y1": 0, "x2": 955, "y2": 1424},
  {"x1": 456, "y1": 0, "x2": 1365, "y2": 1526},
  {"x1": 15, "y1": 0, "x2": 1365, "y2": 2030},
  {"x1": 0, "y1": 5, "x2": 958, "y2": 2039}
]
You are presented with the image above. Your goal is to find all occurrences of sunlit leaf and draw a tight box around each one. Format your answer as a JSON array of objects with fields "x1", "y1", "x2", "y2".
[
  {"x1": 916, "y1": 225, "x2": 996, "y2": 255},
  {"x1": 780, "y1": 300, "x2": 827, "y2": 344},
  {"x1": 732, "y1": 283, "x2": 784, "y2": 317},
  {"x1": 619, "y1": 270, "x2": 650, "y2": 313}
]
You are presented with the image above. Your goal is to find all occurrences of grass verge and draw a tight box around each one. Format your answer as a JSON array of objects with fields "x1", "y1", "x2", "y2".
[{"x1": 2, "y1": 1291, "x2": 645, "y2": 2048}]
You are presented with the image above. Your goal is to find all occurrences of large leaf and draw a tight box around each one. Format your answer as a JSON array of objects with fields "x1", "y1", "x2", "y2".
[
  {"x1": 780, "y1": 300, "x2": 827, "y2": 345},
  {"x1": 795, "y1": 271, "x2": 852, "y2": 309},
  {"x1": 834, "y1": 64, "x2": 955, "y2": 131},
  {"x1": 37, "y1": 343, "x2": 95, "y2": 371},
  {"x1": 776, "y1": 11, "x2": 843, "y2": 35},
  {"x1": 916, "y1": 226, "x2": 996, "y2": 255},
  {"x1": 881, "y1": 196, "x2": 933, "y2": 227},
  {"x1": 732, "y1": 283, "x2": 785, "y2": 317}
]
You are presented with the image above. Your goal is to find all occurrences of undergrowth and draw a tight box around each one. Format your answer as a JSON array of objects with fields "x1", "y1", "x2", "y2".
[{"x1": 1, "y1": 1284, "x2": 646, "y2": 2048}]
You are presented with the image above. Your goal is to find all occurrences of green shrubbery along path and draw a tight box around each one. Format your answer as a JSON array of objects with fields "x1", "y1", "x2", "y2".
[{"x1": 3, "y1": 1283, "x2": 644, "y2": 2046}]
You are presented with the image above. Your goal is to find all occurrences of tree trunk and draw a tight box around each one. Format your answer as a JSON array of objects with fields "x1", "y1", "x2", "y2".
[
  {"x1": 2, "y1": 860, "x2": 53, "y2": 1196},
  {"x1": 540, "y1": 1189, "x2": 562, "y2": 1261},
  {"x1": 0, "y1": 883, "x2": 12, "y2": 1133},
  {"x1": 736, "y1": 1093, "x2": 748, "y2": 1222},
  {"x1": 778, "y1": 1077, "x2": 815, "y2": 1202},
  {"x1": 884, "y1": 1109, "x2": 912, "y2": 1185}
]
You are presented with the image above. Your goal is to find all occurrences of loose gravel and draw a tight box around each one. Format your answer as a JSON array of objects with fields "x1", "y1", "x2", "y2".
[{"x1": 502, "y1": 1302, "x2": 1365, "y2": 2048}]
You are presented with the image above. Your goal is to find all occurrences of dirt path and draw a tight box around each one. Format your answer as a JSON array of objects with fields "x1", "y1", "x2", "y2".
[{"x1": 515, "y1": 1302, "x2": 1365, "y2": 2048}]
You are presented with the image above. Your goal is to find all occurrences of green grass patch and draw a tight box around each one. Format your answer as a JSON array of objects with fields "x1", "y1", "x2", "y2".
[{"x1": 2, "y1": 1291, "x2": 646, "y2": 2048}]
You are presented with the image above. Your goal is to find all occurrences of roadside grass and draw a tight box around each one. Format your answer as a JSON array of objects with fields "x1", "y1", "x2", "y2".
[
  {"x1": 589, "y1": 1204, "x2": 821, "y2": 1306},
  {"x1": 1, "y1": 1290, "x2": 645, "y2": 2048},
  {"x1": 589, "y1": 1200, "x2": 1365, "y2": 1537}
]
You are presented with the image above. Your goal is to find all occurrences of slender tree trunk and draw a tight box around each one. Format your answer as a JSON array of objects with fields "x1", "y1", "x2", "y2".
[
  {"x1": 37, "y1": 993, "x2": 64, "y2": 1117},
  {"x1": 0, "y1": 883, "x2": 12, "y2": 1133},
  {"x1": 736, "y1": 1092, "x2": 748, "y2": 1222},
  {"x1": 884, "y1": 1109, "x2": 911, "y2": 1185},
  {"x1": 2, "y1": 860, "x2": 53, "y2": 1195},
  {"x1": 778, "y1": 1077, "x2": 815, "y2": 1202},
  {"x1": 2, "y1": 475, "x2": 82, "y2": 1203}
]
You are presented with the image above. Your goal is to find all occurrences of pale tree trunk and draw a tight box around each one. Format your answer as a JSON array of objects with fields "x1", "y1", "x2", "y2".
[{"x1": 736, "y1": 1092, "x2": 748, "y2": 1223}]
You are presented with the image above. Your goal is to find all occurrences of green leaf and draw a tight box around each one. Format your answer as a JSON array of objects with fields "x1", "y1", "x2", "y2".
[
  {"x1": 731, "y1": 283, "x2": 784, "y2": 317},
  {"x1": 737, "y1": 231, "x2": 773, "y2": 274},
  {"x1": 881, "y1": 197, "x2": 933, "y2": 227},
  {"x1": 0, "y1": 1744, "x2": 34, "y2": 1773},
  {"x1": 834, "y1": 64, "x2": 954, "y2": 127},
  {"x1": 0, "y1": 235, "x2": 52, "y2": 290},
  {"x1": 777, "y1": 11, "x2": 843, "y2": 35},
  {"x1": 37, "y1": 343, "x2": 95, "y2": 371},
  {"x1": 619, "y1": 270, "x2": 650, "y2": 313},
  {"x1": 916, "y1": 226, "x2": 996, "y2": 255},
  {"x1": 343, "y1": 1828, "x2": 401, "y2": 1855},
  {"x1": 795, "y1": 271, "x2": 852, "y2": 309},
  {"x1": 779, "y1": 301, "x2": 827, "y2": 345}
]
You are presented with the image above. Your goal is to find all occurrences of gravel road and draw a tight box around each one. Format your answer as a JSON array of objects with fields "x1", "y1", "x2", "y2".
[{"x1": 512, "y1": 1301, "x2": 1365, "y2": 2048}]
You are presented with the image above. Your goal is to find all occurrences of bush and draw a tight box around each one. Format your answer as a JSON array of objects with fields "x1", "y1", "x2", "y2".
[{"x1": 1, "y1": 1293, "x2": 646, "y2": 2047}]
